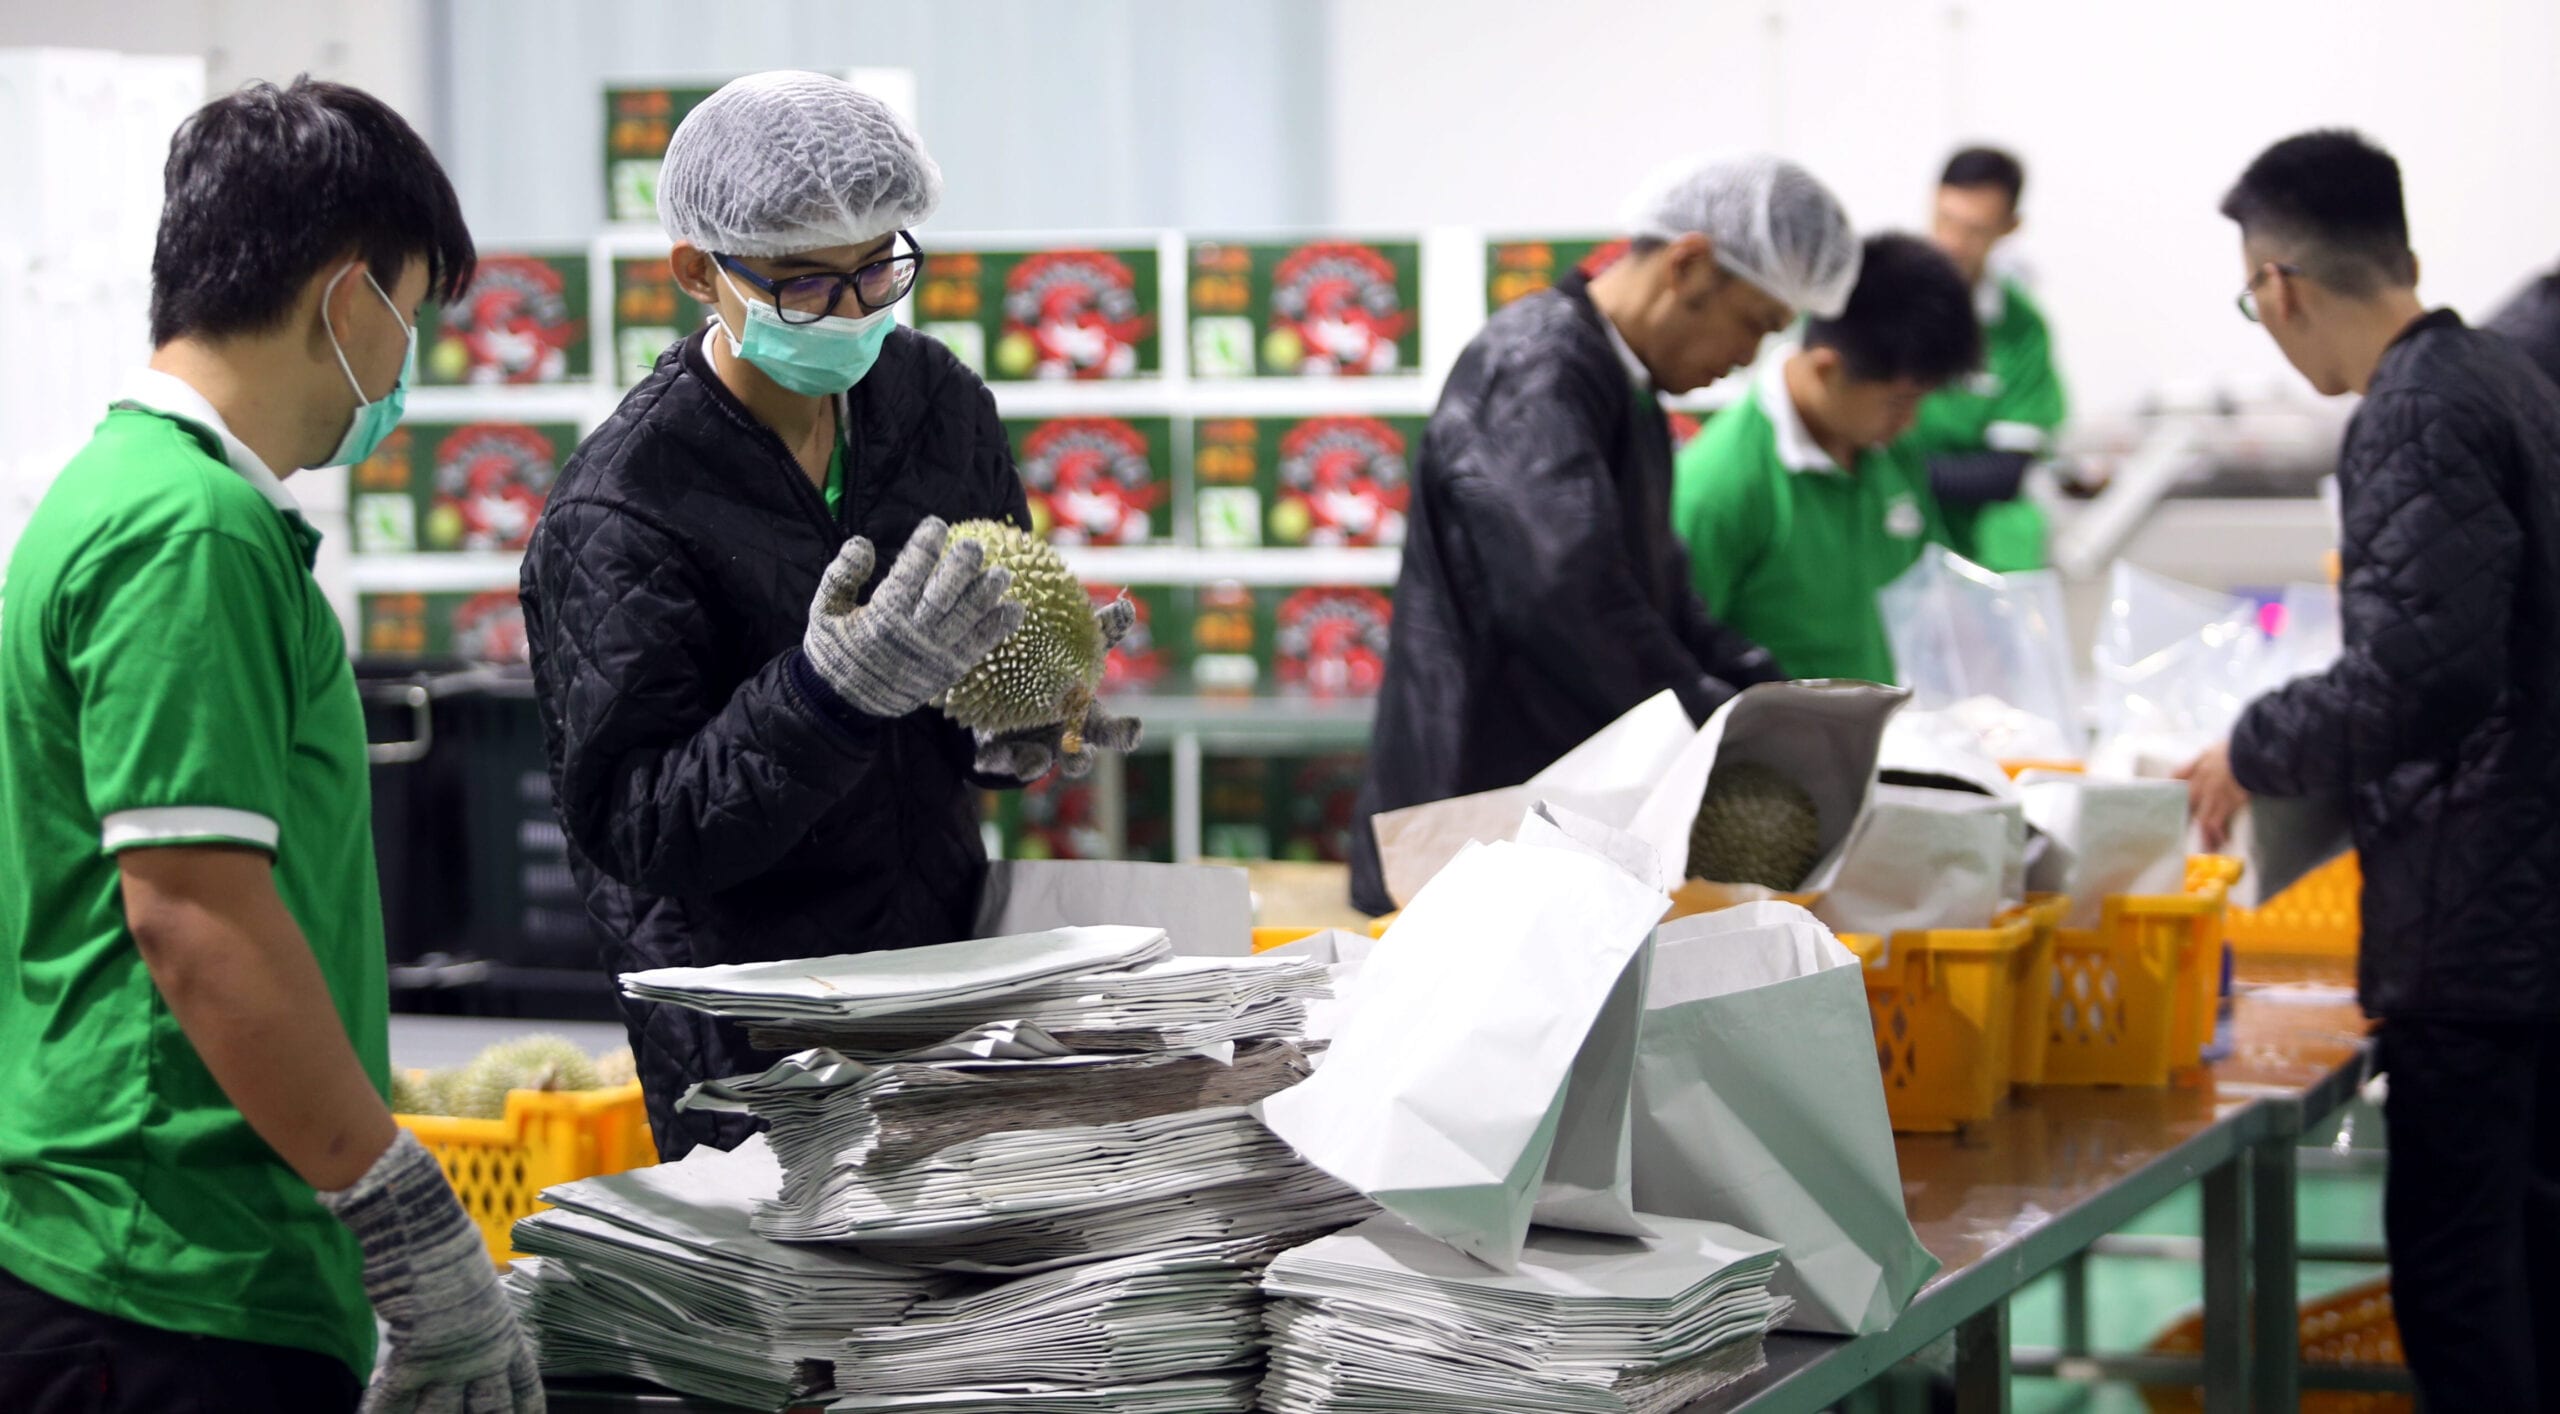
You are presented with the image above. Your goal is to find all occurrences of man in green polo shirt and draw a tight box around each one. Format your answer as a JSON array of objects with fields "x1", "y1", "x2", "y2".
[
  {"x1": 0, "y1": 79, "x2": 540, "y2": 1411},
  {"x1": 1903, "y1": 146, "x2": 2069, "y2": 571},
  {"x1": 1674, "y1": 233, "x2": 1982, "y2": 683}
]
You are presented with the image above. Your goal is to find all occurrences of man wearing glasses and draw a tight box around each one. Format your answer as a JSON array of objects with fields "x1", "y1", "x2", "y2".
[
  {"x1": 522, "y1": 71, "x2": 1137, "y2": 1160},
  {"x1": 2180, "y1": 129, "x2": 2560, "y2": 1412}
]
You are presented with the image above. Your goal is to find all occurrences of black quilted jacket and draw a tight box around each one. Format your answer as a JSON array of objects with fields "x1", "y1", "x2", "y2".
[
  {"x1": 1349, "y1": 271, "x2": 1780, "y2": 914},
  {"x1": 2231, "y1": 309, "x2": 2560, "y2": 1022},
  {"x1": 521, "y1": 327, "x2": 1030, "y2": 1158},
  {"x1": 2486, "y1": 268, "x2": 2560, "y2": 390}
]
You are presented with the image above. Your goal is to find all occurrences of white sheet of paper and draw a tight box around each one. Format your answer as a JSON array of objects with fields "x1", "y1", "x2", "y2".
[{"x1": 975, "y1": 860, "x2": 1253, "y2": 958}]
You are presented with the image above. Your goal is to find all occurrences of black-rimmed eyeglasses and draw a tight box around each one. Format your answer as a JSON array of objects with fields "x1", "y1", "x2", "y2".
[
  {"x1": 2237, "y1": 262, "x2": 2305, "y2": 323},
  {"x1": 718, "y1": 232, "x2": 924, "y2": 324}
]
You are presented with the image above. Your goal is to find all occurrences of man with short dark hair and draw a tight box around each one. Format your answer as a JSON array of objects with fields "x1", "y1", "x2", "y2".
[
  {"x1": 2182, "y1": 129, "x2": 2560, "y2": 1412},
  {"x1": 1672, "y1": 233, "x2": 1982, "y2": 683},
  {"x1": 1901, "y1": 145, "x2": 2068, "y2": 571},
  {"x1": 0, "y1": 78, "x2": 541, "y2": 1411},
  {"x1": 1349, "y1": 157, "x2": 1857, "y2": 915}
]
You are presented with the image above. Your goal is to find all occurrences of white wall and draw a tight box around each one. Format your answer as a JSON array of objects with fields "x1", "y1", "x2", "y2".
[{"x1": 1324, "y1": 0, "x2": 2560, "y2": 419}]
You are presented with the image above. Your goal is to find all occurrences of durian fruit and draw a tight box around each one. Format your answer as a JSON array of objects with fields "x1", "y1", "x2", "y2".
[
  {"x1": 1687, "y1": 759, "x2": 1824, "y2": 890},
  {"x1": 389, "y1": 1067, "x2": 433, "y2": 1116},
  {"x1": 936, "y1": 520, "x2": 1107, "y2": 749},
  {"x1": 451, "y1": 1034, "x2": 603, "y2": 1121},
  {"x1": 593, "y1": 1044, "x2": 637, "y2": 1088}
]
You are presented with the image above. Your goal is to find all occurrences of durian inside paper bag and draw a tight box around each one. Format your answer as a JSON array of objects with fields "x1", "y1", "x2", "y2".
[{"x1": 1368, "y1": 681, "x2": 1909, "y2": 910}]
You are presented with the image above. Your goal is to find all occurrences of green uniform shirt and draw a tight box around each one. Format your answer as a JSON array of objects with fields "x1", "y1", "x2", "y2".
[
  {"x1": 826, "y1": 440, "x2": 846, "y2": 520},
  {"x1": 1901, "y1": 275, "x2": 2066, "y2": 571},
  {"x1": 1673, "y1": 359, "x2": 1944, "y2": 683},
  {"x1": 0, "y1": 371, "x2": 387, "y2": 1379}
]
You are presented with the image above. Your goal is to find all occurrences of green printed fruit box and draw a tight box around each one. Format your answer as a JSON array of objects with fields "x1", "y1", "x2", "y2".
[
  {"x1": 1189, "y1": 413, "x2": 1423, "y2": 549},
  {"x1": 358, "y1": 590, "x2": 528, "y2": 665},
  {"x1": 1483, "y1": 236, "x2": 1631, "y2": 312},
  {"x1": 1201, "y1": 752, "x2": 1368, "y2": 863},
  {"x1": 1180, "y1": 583, "x2": 1394, "y2": 699},
  {"x1": 1187, "y1": 238, "x2": 1421, "y2": 379},
  {"x1": 1005, "y1": 416, "x2": 1174, "y2": 546},
  {"x1": 418, "y1": 252, "x2": 591, "y2": 386},
  {"x1": 604, "y1": 85, "x2": 721, "y2": 224},
  {"x1": 986, "y1": 755, "x2": 1173, "y2": 863},
  {"x1": 609, "y1": 254, "x2": 713, "y2": 386},
  {"x1": 918, "y1": 246, "x2": 1162, "y2": 381},
  {"x1": 349, "y1": 421, "x2": 577, "y2": 554}
]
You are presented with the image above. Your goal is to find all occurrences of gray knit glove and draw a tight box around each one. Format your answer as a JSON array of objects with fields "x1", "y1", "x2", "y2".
[
  {"x1": 317, "y1": 1129, "x2": 544, "y2": 1413},
  {"x1": 972, "y1": 597, "x2": 1145, "y2": 781},
  {"x1": 802, "y1": 518, "x2": 1025, "y2": 720}
]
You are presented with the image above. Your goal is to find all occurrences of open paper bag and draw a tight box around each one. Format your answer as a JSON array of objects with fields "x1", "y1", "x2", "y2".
[
  {"x1": 1367, "y1": 680, "x2": 1910, "y2": 912},
  {"x1": 1252, "y1": 821, "x2": 1665, "y2": 1271},
  {"x1": 1629, "y1": 902, "x2": 1939, "y2": 1333}
]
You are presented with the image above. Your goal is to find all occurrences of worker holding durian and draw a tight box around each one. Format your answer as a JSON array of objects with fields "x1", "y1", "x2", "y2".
[{"x1": 521, "y1": 71, "x2": 1138, "y2": 1160}]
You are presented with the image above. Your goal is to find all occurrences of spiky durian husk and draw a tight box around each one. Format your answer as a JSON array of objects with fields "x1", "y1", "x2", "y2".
[
  {"x1": 451, "y1": 1034, "x2": 603, "y2": 1120},
  {"x1": 592, "y1": 1044, "x2": 637, "y2": 1088},
  {"x1": 389, "y1": 1067, "x2": 434, "y2": 1116},
  {"x1": 1687, "y1": 759, "x2": 1824, "y2": 890},
  {"x1": 936, "y1": 520, "x2": 1106, "y2": 738}
]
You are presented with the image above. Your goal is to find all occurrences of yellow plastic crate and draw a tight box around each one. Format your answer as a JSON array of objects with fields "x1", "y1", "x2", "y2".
[
  {"x1": 396, "y1": 1081, "x2": 656, "y2": 1264},
  {"x1": 2226, "y1": 851, "x2": 2361, "y2": 958},
  {"x1": 2143, "y1": 1273, "x2": 2406, "y2": 1413},
  {"x1": 1253, "y1": 926, "x2": 1325, "y2": 952},
  {"x1": 2007, "y1": 896, "x2": 2069, "y2": 1085},
  {"x1": 1844, "y1": 917, "x2": 2040, "y2": 1133},
  {"x1": 2043, "y1": 858, "x2": 2240, "y2": 1087}
]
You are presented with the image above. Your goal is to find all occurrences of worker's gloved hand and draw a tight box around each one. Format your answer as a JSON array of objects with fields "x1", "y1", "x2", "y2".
[
  {"x1": 973, "y1": 699, "x2": 1146, "y2": 782},
  {"x1": 317, "y1": 1129, "x2": 545, "y2": 1414},
  {"x1": 801, "y1": 518, "x2": 1025, "y2": 720},
  {"x1": 972, "y1": 596, "x2": 1143, "y2": 782}
]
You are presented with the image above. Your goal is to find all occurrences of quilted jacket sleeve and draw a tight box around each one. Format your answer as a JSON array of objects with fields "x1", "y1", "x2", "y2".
[
  {"x1": 526, "y1": 498, "x2": 891, "y2": 897},
  {"x1": 1442, "y1": 368, "x2": 1741, "y2": 725},
  {"x1": 2232, "y1": 389, "x2": 2522, "y2": 798}
]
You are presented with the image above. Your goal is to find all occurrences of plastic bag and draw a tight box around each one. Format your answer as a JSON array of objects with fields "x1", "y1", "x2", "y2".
[{"x1": 1878, "y1": 546, "x2": 2080, "y2": 761}]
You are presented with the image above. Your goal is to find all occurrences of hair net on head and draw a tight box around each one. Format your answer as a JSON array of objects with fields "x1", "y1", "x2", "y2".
[
  {"x1": 1622, "y1": 155, "x2": 1861, "y2": 319},
  {"x1": 658, "y1": 71, "x2": 943, "y2": 256}
]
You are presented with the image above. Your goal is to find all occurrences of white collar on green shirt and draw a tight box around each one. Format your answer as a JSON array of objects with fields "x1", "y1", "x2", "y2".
[
  {"x1": 118, "y1": 368, "x2": 304, "y2": 519},
  {"x1": 1758, "y1": 354, "x2": 1846, "y2": 477},
  {"x1": 1973, "y1": 274, "x2": 2009, "y2": 329}
]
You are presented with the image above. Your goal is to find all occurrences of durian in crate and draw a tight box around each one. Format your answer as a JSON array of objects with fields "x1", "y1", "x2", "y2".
[
  {"x1": 935, "y1": 519, "x2": 1111, "y2": 749},
  {"x1": 1687, "y1": 758, "x2": 1824, "y2": 891}
]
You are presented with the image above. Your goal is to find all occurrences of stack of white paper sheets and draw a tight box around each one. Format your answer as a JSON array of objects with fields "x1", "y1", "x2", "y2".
[
  {"x1": 620, "y1": 925, "x2": 1174, "y2": 1031},
  {"x1": 744, "y1": 954, "x2": 1332, "y2": 1057},
  {"x1": 687, "y1": 1042, "x2": 1314, "y2": 1178},
  {"x1": 503, "y1": 1137, "x2": 953, "y2": 1409},
  {"x1": 824, "y1": 1241, "x2": 1268, "y2": 1410},
  {"x1": 1258, "y1": 1214, "x2": 1792, "y2": 1414},
  {"x1": 749, "y1": 1102, "x2": 1374, "y2": 1271},
  {"x1": 827, "y1": 1371, "x2": 1264, "y2": 1413}
]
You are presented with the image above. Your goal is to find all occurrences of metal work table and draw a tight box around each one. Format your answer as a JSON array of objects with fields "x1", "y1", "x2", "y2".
[{"x1": 546, "y1": 963, "x2": 2372, "y2": 1414}]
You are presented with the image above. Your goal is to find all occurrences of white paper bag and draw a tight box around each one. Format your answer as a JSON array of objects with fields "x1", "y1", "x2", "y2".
[
  {"x1": 1629, "y1": 903, "x2": 1940, "y2": 1333},
  {"x1": 1812, "y1": 784, "x2": 2021, "y2": 937},
  {"x1": 1369, "y1": 682, "x2": 1909, "y2": 909},
  {"x1": 974, "y1": 860, "x2": 1253, "y2": 957},
  {"x1": 1252, "y1": 840, "x2": 1668, "y2": 1270},
  {"x1": 2018, "y1": 774, "x2": 2191, "y2": 927}
]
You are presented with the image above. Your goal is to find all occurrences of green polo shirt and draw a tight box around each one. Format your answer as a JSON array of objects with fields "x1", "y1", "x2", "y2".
[
  {"x1": 1900, "y1": 275, "x2": 2066, "y2": 571},
  {"x1": 1673, "y1": 360, "x2": 1944, "y2": 684},
  {"x1": 0, "y1": 371, "x2": 386, "y2": 1379}
]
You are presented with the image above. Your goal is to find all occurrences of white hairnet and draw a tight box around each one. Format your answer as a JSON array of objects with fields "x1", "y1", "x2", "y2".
[
  {"x1": 1623, "y1": 156, "x2": 1861, "y2": 319},
  {"x1": 659, "y1": 71, "x2": 944, "y2": 256}
]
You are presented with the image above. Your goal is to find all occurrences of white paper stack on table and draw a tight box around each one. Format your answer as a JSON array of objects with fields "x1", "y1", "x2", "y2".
[
  {"x1": 1258, "y1": 1213, "x2": 1791, "y2": 1414},
  {"x1": 822, "y1": 1241, "x2": 1271, "y2": 1412},
  {"x1": 503, "y1": 1136, "x2": 953, "y2": 1410},
  {"x1": 744, "y1": 954, "x2": 1332, "y2": 1057}
]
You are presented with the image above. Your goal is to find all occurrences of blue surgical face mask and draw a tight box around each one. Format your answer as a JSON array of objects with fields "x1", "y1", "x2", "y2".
[
  {"x1": 320, "y1": 264, "x2": 415, "y2": 468},
  {"x1": 715, "y1": 267, "x2": 895, "y2": 397}
]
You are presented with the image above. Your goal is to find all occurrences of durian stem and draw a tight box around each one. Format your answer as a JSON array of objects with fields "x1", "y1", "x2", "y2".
[{"x1": 1060, "y1": 685, "x2": 1094, "y2": 756}]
